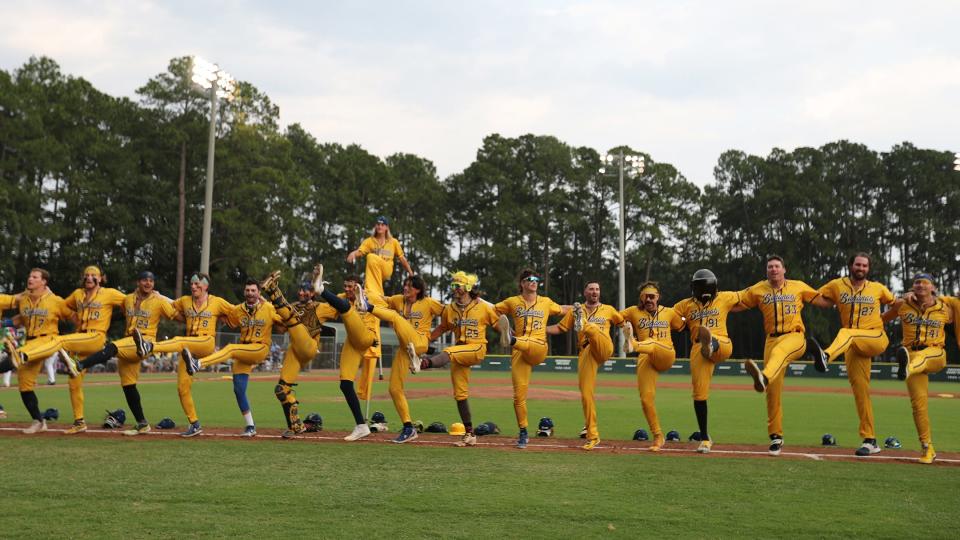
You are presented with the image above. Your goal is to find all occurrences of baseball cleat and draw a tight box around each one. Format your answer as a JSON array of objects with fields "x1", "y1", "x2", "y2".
[
  {"x1": 582, "y1": 438, "x2": 600, "y2": 451},
  {"x1": 64, "y1": 420, "x2": 87, "y2": 435},
  {"x1": 855, "y1": 438, "x2": 881, "y2": 456},
  {"x1": 183, "y1": 348, "x2": 200, "y2": 376},
  {"x1": 744, "y1": 359, "x2": 767, "y2": 392},
  {"x1": 919, "y1": 443, "x2": 936, "y2": 464},
  {"x1": 516, "y1": 428, "x2": 529, "y2": 449},
  {"x1": 344, "y1": 423, "x2": 372, "y2": 441},
  {"x1": 697, "y1": 439, "x2": 713, "y2": 454},
  {"x1": 4, "y1": 336, "x2": 21, "y2": 369},
  {"x1": 573, "y1": 302, "x2": 584, "y2": 332},
  {"x1": 622, "y1": 323, "x2": 635, "y2": 354},
  {"x1": 807, "y1": 336, "x2": 828, "y2": 373},
  {"x1": 579, "y1": 426, "x2": 588, "y2": 439},
  {"x1": 311, "y1": 264, "x2": 327, "y2": 294},
  {"x1": 354, "y1": 286, "x2": 371, "y2": 313},
  {"x1": 260, "y1": 270, "x2": 281, "y2": 292},
  {"x1": 123, "y1": 422, "x2": 151, "y2": 436},
  {"x1": 896, "y1": 346, "x2": 909, "y2": 381},
  {"x1": 406, "y1": 342, "x2": 419, "y2": 374},
  {"x1": 181, "y1": 421, "x2": 203, "y2": 438},
  {"x1": 242, "y1": 425, "x2": 257, "y2": 437},
  {"x1": 455, "y1": 433, "x2": 478, "y2": 447},
  {"x1": 497, "y1": 315, "x2": 514, "y2": 348},
  {"x1": 281, "y1": 429, "x2": 299, "y2": 439},
  {"x1": 697, "y1": 326, "x2": 715, "y2": 358},
  {"x1": 393, "y1": 425, "x2": 418, "y2": 444},
  {"x1": 649, "y1": 432, "x2": 666, "y2": 452},
  {"x1": 768, "y1": 435, "x2": 783, "y2": 456},
  {"x1": 60, "y1": 349, "x2": 80, "y2": 378},
  {"x1": 22, "y1": 419, "x2": 47, "y2": 434},
  {"x1": 133, "y1": 329, "x2": 153, "y2": 358}
]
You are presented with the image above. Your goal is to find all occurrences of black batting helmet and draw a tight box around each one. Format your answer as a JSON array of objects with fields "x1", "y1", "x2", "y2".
[
  {"x1": 691, "y1": 269, "x2": 718, "y2": 303},
  {"x1": 304, "y1": 413, "x2": 323, "y2": 432}
]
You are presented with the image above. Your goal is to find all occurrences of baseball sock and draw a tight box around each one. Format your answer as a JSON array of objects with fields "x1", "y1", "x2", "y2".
[
  {"x1": 456, "y1": 399, "x2": 473, "y2": 432},
  {"x1": 339, "y1": 380, "x2": 365, "y2": 424},
  {"x1": 233, "y1": 374, "x2": 250, "y2": 413},
  {"x1": 319, "y1": 289, "x2": 351, "y2": 313},
  {"x1": 694, "y1": 400, "x2": 709, "y2": 440},
  {"x1": 80, "y1": 343, "x2": 117, "y2": 371},
  {"x1": 122, "y1": 384, "x2": 146, "y2": 424},
  {"x1": 20, "y1": 390, "x2": 41, "y2": 420}
]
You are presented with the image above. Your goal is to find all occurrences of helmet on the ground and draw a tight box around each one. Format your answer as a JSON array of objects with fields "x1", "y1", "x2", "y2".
[
  {"x1": 537, "y1": 417, "x2": 554, "y2": 437},
  {"x1": 102, "y1": 409, "x2": 126, "y2": 429},
  {"x1": 43, "y1": 408, "x2": 59, "y2": 421},
  {"x1": 475, "y1": 421, "x2": 500, "y2": 436},
  {"x1": 884, "y1": 436, "x2": 902, "y2": 449},
  {"x1": 633, "y1": 428, "x2": 649, "y2": 441},
  {"x1": 666, "y1": 430, "x2": 681, "y2": 442},
  {"x1": 449, "y1": 422, "x2": 466, "y2": 436},
  {"x1": 155, "y1": 417, "x2": 176, "y2": 429},
  {"x1": 371, "y1": 411, "x2": 386, "y2": 424},
  {"x1": 304, "y1": 413, "x2": 322, "y2": 432},
  {"x1": 691, "y1": 269, "x2": 718, "y2": 303},
  {"x1": 821, "y1": 433, "x2": 837, "y2": 446},
  {"x1": 425, "y1": 422, "x2": 447, "y2": 433},
  {"x1": 688, "y1": 431, "x2": 702, "y2": 441}
]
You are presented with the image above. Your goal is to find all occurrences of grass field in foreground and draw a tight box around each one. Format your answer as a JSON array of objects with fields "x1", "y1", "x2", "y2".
[
  {"x1": 1, "y1": 370, "x2": 958, "y2": 451},
  {"x1": 2, "y1": 436, "x2": 957, "y2": 539}
]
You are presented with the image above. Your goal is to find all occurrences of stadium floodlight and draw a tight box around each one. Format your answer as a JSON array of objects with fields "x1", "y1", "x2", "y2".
[
  {"x1": 600, "y1": 150, "x2": 646, "y2": 355},
  {"x1": 954, "y1": 152, "x2": 960, "y2": 172},
  {"x1": 189, "y1": 56, "x2": 237, "y2": 275}
]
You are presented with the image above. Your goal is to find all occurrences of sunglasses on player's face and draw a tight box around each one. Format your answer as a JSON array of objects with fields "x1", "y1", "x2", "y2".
[
  {"x1": 524, "y1": 276, "x2": 541, "y2": 283},
  {"x1": 452, "y1": 283, "x2": 463, "y2": 289}
]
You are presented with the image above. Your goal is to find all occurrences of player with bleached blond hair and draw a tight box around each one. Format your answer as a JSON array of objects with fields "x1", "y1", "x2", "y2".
[{"x1": 346, "y1": 216, "x2": 413, "y2": 299}]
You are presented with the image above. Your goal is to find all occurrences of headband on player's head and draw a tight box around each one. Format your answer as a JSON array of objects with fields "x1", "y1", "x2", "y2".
[
  {"x1": 190, "y1": 272, "x2": 210, "y2": 286},
  {"x1": 81, "y1": 265, "x2": 105, "y2": 285},
  {"x1": 640, "y1": 286, "x2": 660, "y2": 296},
  {"x1": 138, "y1": 271, "x2": 156, "y2": 281}
]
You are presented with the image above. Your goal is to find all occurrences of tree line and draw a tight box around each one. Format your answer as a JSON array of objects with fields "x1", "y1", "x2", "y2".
[{"x1": 1, "y1": 56, "x2": 957, "y2": 359}]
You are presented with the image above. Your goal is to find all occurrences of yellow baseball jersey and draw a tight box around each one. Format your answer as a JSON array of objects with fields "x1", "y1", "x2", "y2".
[
  {"x1": 738, "y1": 280, "x2": 820, "y2": 335},
  {"x1": 358, "y1": 236, "x2": 404, "y2": 263},
  {"x1": 898, "y1": 298, "x2": 952, "y2": 349},
  {"x1": 172, "y1": 294, "x2": 233, "y2": 337},
  {"x1": 18, "y1": 292, "x2": 73, "y2": 337},
  {"x1": 1, "y1": 293, "x2": 18, "y2": 311},
  {"x1": 943, "y1": 296, "x2": 960, "y2": 346},
  {"x1": 620, "y1": 305, "x2": 684, "y2": 347},
  {"x1": 437, "y1": 299, "x2": 500, "y2": 345},
  {"x1": 556, "y1": 303, "x2": 624, "y2": 348},
  {"x1": 124, "y1": 292, "x2": 178, "y2": 338},
  {"x1": 495, "y1": 295, "x2": 563, "y2": 341},
  {"x1": 64, "y1": 287, "x2": 127, "y2": 333},
  {"x1": 818, "y1": 278, "x2": 894, "y2": 330},
  {"x1": 226, "y1": 300, "x2": 280, "y2": 345},
  {"x1": 386, "y1": 294, "x2": 444, "y2": 338},
  {"x1": 672, "y1": 291, "x2": 741, "y2": 342}
]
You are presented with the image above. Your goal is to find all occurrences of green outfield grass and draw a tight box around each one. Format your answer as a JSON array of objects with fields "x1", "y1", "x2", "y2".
[{"x1": 1, "y1": 370, "x2": 958, "y2": 451}]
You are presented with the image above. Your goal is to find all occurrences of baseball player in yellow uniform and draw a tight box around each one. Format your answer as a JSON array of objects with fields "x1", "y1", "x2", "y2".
[
  {"x1": 672, "y1": 269, "x2": 744, "y2": 453},
  {"x1": 495, "y1": 269, "x2": 568, "y2": 449},
  {"x1": 132, "y1": 272, "x2": 233, "y2": 437},
  {"x1": 621, "y1": 281, "x2": 685, "y2": 452},
  {"x1": 807, "y1": 252, "x2": 895, "y2": 456},
  {"x1": 75, "y1": 270, "x2": 177, "y2": 435},
  {"x1": 183, "y1": 279, "x2": 282, "y2": 436},
  {"x1": 738, "y1": 255, "x2": 821, "y2": 455},
  {"x1": 882, "y1": 273, "x2": 953, "y2": 464},
  {"x1": 547, "y1": 281, "x2": 624, "y2": 450},
  {"x1": 346, "y1": 216, "x2": 413, "y2": 299},
  {"x1": 55, "y1": 265, "x2": 127, "y2": 434},
  {"x1": 363, "y1": 274, "x2": 443, "y2": 443},
  {"x1": 419, "y1": 271, "x2": 501, "y2": 447},
  {"x1": 0, "y1": 268, "x2": 74, "y2": 433}
]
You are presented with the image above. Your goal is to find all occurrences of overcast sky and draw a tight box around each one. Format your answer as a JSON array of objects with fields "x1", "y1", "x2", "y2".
[{"x1": 2, "y1": 1, "x2": 957, "y2": 186}]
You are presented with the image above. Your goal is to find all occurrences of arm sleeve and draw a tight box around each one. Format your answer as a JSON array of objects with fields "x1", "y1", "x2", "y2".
[
  {"x1": 609, "y1": 310, "x2": 625, "y2": 325},
  {"x1": 555, "y1": 310, "x2": 573, "y2": 332},
  {"x1": 801, "y1": 283, "x2": 821, "y2": 302},
  {"x1": 494, "y1": 299, "x2": 510, "y2": 315},
  {"x1": 357, "y1": 237, "x2": 374, "y2": 256},
  {"x1": 393, "y1": 238, "x2": 405, "y2": 258},
  {"x1": 549, "y1": 299, "x2": 563, "y2": 316},
  {"x1": 737, "y1": 288, "x2": 757, "y2": 308}
]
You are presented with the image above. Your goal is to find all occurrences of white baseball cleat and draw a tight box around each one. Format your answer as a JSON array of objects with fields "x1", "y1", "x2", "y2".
[{"x1": 344, "y1": 423, "x2": 372, "y2": 441}]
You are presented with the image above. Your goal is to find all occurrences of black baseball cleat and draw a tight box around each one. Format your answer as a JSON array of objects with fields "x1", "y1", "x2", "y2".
[
  {"x1": 807, "y1": 336, "x2": 828, "y2": 373},
  {"x1": 896, "y1": 346, "x2": 909, "y2": 381},
  {"x1": 133, "y1": 329, "x2": 152, "y2": 358},
  {"x1": 855, "y1": 438, "x2": 881, "y2": 456},
  {"x1": 183, "y1": 348, "x2": 200, "y2": 376},
  {"x1": 768, "y1": 434, "x2": 783, "y2": 456}
]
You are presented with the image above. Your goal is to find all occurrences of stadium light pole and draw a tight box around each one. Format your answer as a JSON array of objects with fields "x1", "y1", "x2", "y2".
[
  {"x1": 954, "y1": 152, "x2": 960, "y2": 172},
  {"x1": 190, "y1": 56, "x2": 236, "y2": 275},
  {"x1": 600, "y1": 151, "x2": 645, "y2": 355}
]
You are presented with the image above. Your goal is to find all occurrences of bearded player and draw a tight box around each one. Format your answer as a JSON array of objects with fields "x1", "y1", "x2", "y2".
[
  {"x1": 132, "y1": 272, "x2": 233, "y2": 437},
  {"x1": 361, "y1": 274, "x2": 443, "y2": 443},
  {"x1": 621, "y1": 281, "x2": 685, "y2": 452},
  {"x1": 419, "y1": 271, "x2": 501, "y2": 447},
  {"x1": 806, "y1": 252, "x2": 896, "y2": 457},
  {"x1": 0, "y1": 268, "x2": 74, "y2": 433},
  {"x1": 882, "y1": 273, "x2": 953, "y2": 464},
  {"x1": 739, "y1": 255, "x2": 821, "y2": 456},
  {"x1": 54, "y1": 265, "x2": 127, "y2": 434},
  {"x1": 183, "y1": 279, "x2": 282, "y2": 437},
  {"x1": 76, "y1": 271, "x2": 177, "y2": 435},
  {"x1": 546, "y1": 280, "x2": 624, "y2": 451},
  {"x1": 672, "y1": 269, "x2": 744, "y2": 453}
]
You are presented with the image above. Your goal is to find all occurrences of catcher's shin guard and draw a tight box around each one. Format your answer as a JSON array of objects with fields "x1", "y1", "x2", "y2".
[{"x1": 275, "y1": 380, "x2": 299, "y2": 428}]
